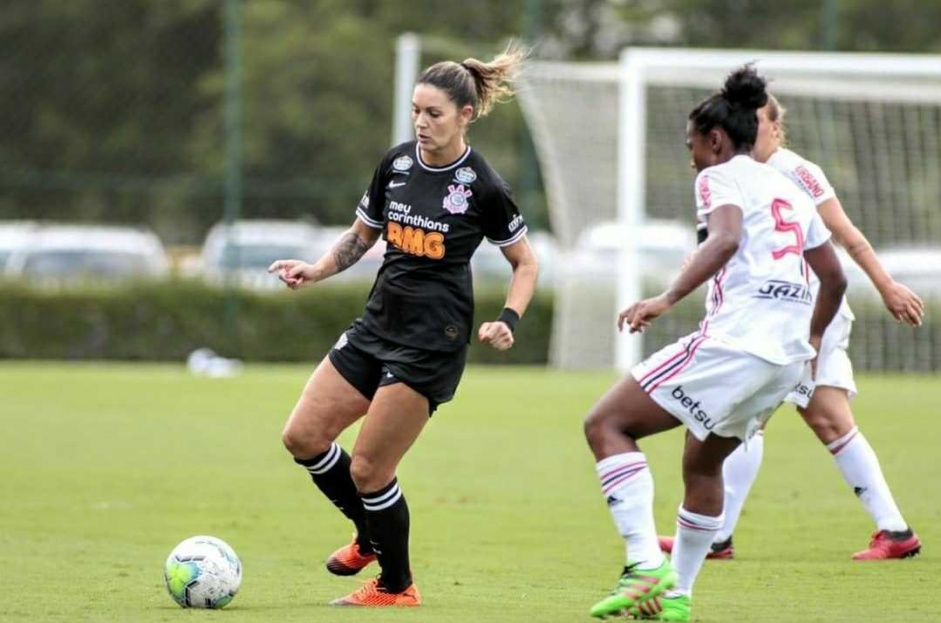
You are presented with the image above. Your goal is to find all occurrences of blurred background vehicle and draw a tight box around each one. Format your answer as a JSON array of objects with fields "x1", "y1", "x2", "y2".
[
  {"x1": 195, "y1": 221, "x2": 390, "y2": 289},
  {"x1": 471, "y1": 230, "x2": 559, "y2": 289},
  {"x1": 559, "y1": 219, "x2": 698, "y2": 288},
  {"x1": 876, "y1": 246, "x2": 941, "y2": 299},
  {"x1": 4, "y1": 223, "x2": 169, "y2": 284},
  {"x1": 840, "y1": 245, "x2": 941, "y2": 300},
  {"x1": 0, "y1": 221, "x2": 38, "y2": 273},
  {"x1": 198, "y1": 219, "x2": 321, "y2": 289}
]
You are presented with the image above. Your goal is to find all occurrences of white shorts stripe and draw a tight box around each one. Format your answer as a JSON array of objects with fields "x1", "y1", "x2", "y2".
[
  {"x1": 632, "y1": 334, "x2": 805, "y2": 441},
  {"x1": 639, "y1": 334, "x2": 706, "y2": 392}
]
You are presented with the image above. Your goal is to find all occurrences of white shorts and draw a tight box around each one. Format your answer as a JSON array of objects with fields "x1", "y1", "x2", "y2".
[
  {"x1": 631, "y1": 333, "x2": 806, "y2": 442},
  {"x1": 784, "y1": 312, "x2": 857, "y2": 407}
]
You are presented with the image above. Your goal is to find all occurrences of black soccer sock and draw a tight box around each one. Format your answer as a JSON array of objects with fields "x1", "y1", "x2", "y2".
[
  {"x1": 360, "y1": 477, "x2": 412, "y2": 593},
  {"x1": 294, "y1": 443, "x2": 372, "y2": 553}
]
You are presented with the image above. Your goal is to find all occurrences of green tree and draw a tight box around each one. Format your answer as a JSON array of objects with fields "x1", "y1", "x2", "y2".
[
  {"x1": 1, "y1": 0, "x2": 548, "y2": 240},
  {"x1": 614, "y1": 0, "x2": 941, "y2": 53},
  {"x1": 0, "y1": 0, "x2": 220, "y2": 235}
]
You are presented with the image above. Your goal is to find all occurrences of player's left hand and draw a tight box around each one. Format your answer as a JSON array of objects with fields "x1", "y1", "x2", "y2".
[
  {"x1": 618, "y1": 294, "x2": 673, "y2": 333},
  {"x1": 478, "y1": 321, "x2": 514, "y2": 351},
  {"x1": 881, "y1": 280, "x2": 924, "y2": 327}
]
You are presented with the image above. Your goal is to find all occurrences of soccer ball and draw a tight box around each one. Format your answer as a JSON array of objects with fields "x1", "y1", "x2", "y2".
[{"x1": 164, "y1": 535, "x2": 242, "y2": 609}]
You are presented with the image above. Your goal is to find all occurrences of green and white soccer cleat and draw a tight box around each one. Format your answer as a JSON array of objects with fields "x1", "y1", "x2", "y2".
[
  {"x1": 589, "y1": 560, "x2": 678, "y2": 619},
  {"x1": 629, "y1": 593, "x2": 691, "y2": 621}
]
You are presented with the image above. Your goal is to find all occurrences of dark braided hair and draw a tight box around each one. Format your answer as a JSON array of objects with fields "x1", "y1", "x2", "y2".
[{"x1": 689, "y1": 65, "x2": 769, "y2": 151}]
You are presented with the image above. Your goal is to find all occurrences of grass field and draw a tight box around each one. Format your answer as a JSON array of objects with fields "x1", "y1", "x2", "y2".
[{"x1": 1, "y1": 363, "x2": 938, "y2": 622}]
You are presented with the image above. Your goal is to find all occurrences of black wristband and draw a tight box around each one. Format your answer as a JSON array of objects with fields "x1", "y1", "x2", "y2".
[{"x1": 497, "y1": 307, "x2": 520, "y2": 333}]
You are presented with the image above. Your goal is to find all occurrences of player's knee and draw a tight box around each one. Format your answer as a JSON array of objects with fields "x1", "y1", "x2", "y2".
[
  {"x1": 281, "y1": 423, "x2": 329, "y2": 459},
  {"x1": 584, "y1": 407, "x2": 618, "y2": 451},
  {"x1": 349, "y1": 455, "x2": 390, "y2": 493},
  {"x1": 798, "y1": 406, "x2": 851, "y2": 443}
]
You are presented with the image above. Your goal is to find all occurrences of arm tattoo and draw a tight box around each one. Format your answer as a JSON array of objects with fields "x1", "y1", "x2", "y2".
[{"x1": 332, "y1": 232, "x2": 369, "y2": 272}]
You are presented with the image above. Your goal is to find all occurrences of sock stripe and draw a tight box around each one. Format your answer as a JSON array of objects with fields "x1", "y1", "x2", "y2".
[
  {"x1": 601, "y1": 465, "x2": 648, "y2": 495},
  {"x1": 362, "y1": 483, "x2": 402, "y2": 512},
  {"x1": 676, "y1": 508, "x2": 724, "y2": 531},
  {"x1": 676, "y1": 517, "x2": 715, "y2": 532},
  {"x1": 828, "y1": 427, "x2": 860, "y2": 455},
  {"x1": 600, "y1": 461, "x2": 647, "y2": 488},
  {"x1": 305, "y1": 442, "x2": 341, "y2": 475}
]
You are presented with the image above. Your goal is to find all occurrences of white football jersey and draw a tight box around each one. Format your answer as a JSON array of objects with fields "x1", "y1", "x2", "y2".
[
  {"x1": 694, "y1": 155, "x2": 832, "y2": 364},
  {"x1": 766, "y1": 147, "x2": 853, "y2": 319}
]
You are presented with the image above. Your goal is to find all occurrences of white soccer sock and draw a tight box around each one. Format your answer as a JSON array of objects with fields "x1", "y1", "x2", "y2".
[
  {"x1": 672, "y1": 507, "x2": 724, "y2": 597},
  {"x1": 827, "y1": 427, "x2": 907, "y2": 532},
  {"x1": 596, "y1": 452, "x2": 664, "y2": 569},
  {"x1": 716, "y1": 431, "x2": 764, "y2": 543}
]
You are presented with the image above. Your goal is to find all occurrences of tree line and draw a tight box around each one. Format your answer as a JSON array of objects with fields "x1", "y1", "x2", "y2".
[{"x1": 2, "y1": 0, "x2": 938, "y2": 244}]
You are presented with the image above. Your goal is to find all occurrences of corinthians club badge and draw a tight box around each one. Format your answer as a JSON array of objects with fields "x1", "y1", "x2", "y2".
[{"x1": 442, "y1": 184, "x2": 473, "y2": 214}]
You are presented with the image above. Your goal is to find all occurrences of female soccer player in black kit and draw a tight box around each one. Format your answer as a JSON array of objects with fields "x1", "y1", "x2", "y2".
[{"x1": 268, "y1": 43, "x2": 537, "y2": 607}]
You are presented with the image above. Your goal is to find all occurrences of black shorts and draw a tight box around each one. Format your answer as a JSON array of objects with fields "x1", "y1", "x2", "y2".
[{"x1": 327, "y1": 321, "x2": 468, "y2": 413}]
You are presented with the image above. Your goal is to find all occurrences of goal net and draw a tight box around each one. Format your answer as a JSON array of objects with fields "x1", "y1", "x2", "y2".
[{"x1": 519, "y1": 48, "x2": 941, "y2": 372}]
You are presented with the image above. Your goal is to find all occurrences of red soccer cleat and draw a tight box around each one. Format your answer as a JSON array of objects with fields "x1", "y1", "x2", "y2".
[
  {"x1": 325, "y1": 536, "x2": 377, "y2": 576},
  {"x1": 658, "y1": 535, "x2": 735, "y2": 560},
  {"x1": 329, "y1": 578, "x2": 421, "y2": 607},
  {"x1": 852, "y1": 529, "x2": 921, "y2": 560}
]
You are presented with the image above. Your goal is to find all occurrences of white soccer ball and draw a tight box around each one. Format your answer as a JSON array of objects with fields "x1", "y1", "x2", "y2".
[{"x1": 164, "y1": 535, "x2": 242, "y2": 609}]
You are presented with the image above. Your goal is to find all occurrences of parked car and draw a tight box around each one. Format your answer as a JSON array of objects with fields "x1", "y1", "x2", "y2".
[
  {"x1": 560, "y1": 219, "x2": 698, "y2": 287},
  {"x1": 470, "y1": 230, "x2": 559, "y2": 288},
  {"x1": 0, "y1": 221, "x2": 38, "y2": 273},
  {"x1": 4, "y1": 224, "x2": 169, "y2": 283},
  {"x1": 199, "y1": 219, "x2": 321, "y2": 289},
  {"x1": 841, "y1": 245, "x2": 941, "y2": 300}
]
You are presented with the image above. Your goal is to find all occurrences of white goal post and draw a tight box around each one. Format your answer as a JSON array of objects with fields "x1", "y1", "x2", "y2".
[{"x1": 519, "y1": 47, "x2": 941, "y2": 372}]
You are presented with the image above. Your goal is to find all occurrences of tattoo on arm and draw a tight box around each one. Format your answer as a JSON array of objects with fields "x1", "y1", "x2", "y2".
[{"x1": 332, "y1": 232, "x2": 368, "y2": 272}]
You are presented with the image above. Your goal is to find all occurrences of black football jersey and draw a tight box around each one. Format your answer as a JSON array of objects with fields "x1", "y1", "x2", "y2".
[{"x1": 353, "y1": 141, "x2": 527, "y2": 352}]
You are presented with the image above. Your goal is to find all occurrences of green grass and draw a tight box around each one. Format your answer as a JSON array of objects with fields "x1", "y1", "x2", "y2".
[{"x1": 1, "y1": 363, "x2": 938, "y2": 622}]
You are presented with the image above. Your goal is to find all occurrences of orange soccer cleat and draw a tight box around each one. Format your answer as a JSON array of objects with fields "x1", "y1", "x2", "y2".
[
  {"x1": 851, "y1": 529, "x2": 921, "y2": 561},
  {"x1": 658, "y1": 535, "x2": 735, "y2": 560},
  {"x1": 329, "y1": 578, "x2": 422, "y2": 607},
  {"x1": 325, "y1": 537, "x2": 378, "y2": 576}
]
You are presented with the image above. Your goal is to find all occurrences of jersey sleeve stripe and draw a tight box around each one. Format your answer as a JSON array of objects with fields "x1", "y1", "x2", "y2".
[
  {"x1": 355, "y1": 207, "x2": 384, "y2": 230},
  {"x1": 486, "y1": 225, "x2": 528, "y2": 247}
]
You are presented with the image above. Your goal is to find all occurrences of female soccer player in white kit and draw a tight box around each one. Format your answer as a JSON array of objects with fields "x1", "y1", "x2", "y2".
[
  {"x1": 660, "y1": 95, "x2": 924, "y2": 563},
  {"x1": 584, "y1": 66, "x2": 847, "y2": 621}
]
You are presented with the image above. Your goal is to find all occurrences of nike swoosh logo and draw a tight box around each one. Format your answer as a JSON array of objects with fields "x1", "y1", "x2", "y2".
[{"x1": 387, "y1": 181, "x2": 407, "y2": 189}]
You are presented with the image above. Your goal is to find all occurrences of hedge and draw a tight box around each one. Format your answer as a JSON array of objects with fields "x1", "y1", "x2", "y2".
[
  {"x1": 0, "y1": 280, "x2": 553, "y2": 365},
  {"x1": 0, "y1": 280, "x2": 937, "y2": 371}
]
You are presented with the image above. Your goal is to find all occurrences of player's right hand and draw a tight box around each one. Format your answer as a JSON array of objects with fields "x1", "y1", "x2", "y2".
[
  {"x1": 617, "y1": 294, "x2": 673, "y2": 334},
  {"x1": 881, "y1": 280, "x2": 924, "y2": 327},
  {"x1": 267, "y1": 259, "x2": 316, "y2": 290}
]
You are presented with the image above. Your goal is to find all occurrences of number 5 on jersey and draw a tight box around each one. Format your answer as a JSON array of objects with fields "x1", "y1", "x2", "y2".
[{"x1": 770, "y1": 198, "x2": 804, "y2": 260}]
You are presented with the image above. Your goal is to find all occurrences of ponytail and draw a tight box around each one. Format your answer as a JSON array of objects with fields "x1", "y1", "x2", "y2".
[{"x1": 417, "y1": 40, "x2": 528, "y2": 121}]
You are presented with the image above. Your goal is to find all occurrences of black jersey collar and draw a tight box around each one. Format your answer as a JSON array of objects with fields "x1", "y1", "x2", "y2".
[{"x1": 415, "y1": 143, "x2": 472, "y2": 173}]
